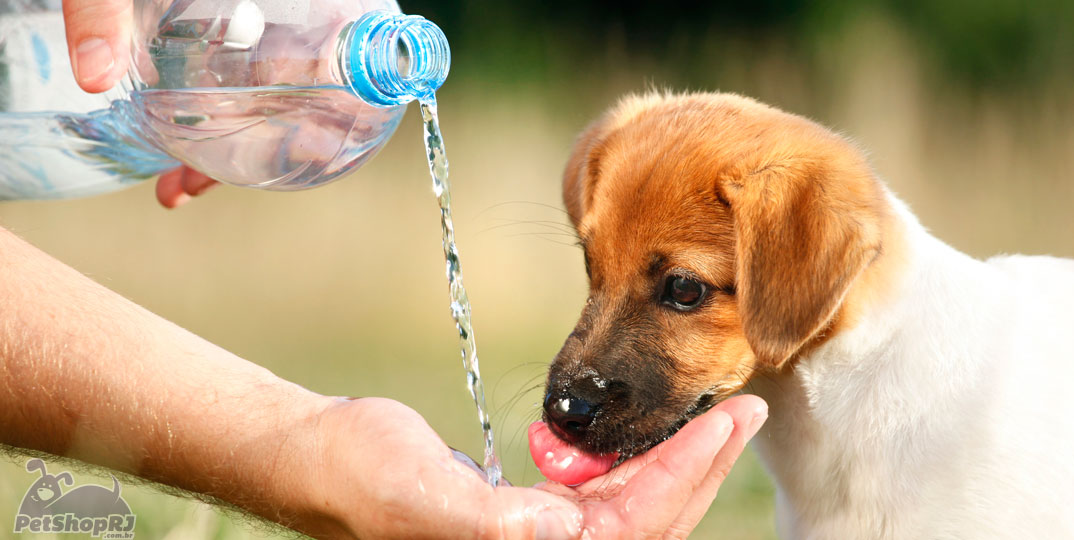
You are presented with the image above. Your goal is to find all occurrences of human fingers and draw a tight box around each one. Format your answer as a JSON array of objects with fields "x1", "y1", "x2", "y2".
[
  {"x1": 580, "y1": 408, "x2": 735, "y2": 539},
  {"x1": 663, "y1": 395, "x2": 768, "y2": 539},
  {"x1": 156, "y1": 168, "x2": 218, "y2": 208},
  {"x1": 472, "y1": 486, "x2": 583, "y2": 540},
  {"x1": 63, "y1": 0, "x2": 132, "y2": 92},
  {"x1": 308, "y1": 397, "x2": 582, "y2": 540},
  {"x1": 570, "y1": 395, "x2": 763, "y2": 498},
  {"x1": 155, "y1": 168, "x2": 190, "y2": 208},
  {"x1": 180, "y1": 169, "x2": 219, "y2": 197}
]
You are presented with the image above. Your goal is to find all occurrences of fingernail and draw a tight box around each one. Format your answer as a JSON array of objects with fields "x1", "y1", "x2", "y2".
[
  {"x1": 166, "y1": 192, "x2": 192, "y2": 209},
  {"x1": 75, "y1": 38, "x2": 115, "y2": 85},
  {"x1": 745, "y1": 406, "x2": 769, "y2": 441},
  {"x1": 714, "y1": 412, "x2": 734, "y2": 438},
  {"x1": 536, "y1": 508, "x2": 578, "y2": 540}
]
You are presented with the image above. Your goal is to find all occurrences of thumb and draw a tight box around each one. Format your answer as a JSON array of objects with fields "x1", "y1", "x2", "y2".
[
  {"x1": 479, "y1": 486, "x2": 582, "y2": 540},
  {"x1": 62, "y1": 0, "x2": 132, "y2": 93}
]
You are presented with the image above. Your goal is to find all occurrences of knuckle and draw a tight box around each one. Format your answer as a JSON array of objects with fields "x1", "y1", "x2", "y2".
[
  {"x1": 661, "y1": 524, "x2": 692, "y2": 540},
  {"x1": 63, "y1": 0, "x2": 131, "y2": 35},
  {"x1": 64, "y1": 0, "x2": 129, "y2": 20},
  {"x1": 472, "y1": 493, "x2": 508, "y2": 540}
]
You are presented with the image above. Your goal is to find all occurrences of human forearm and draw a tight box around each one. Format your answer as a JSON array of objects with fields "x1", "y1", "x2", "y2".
[{"x1": 0, "y1": 226, "x2": 333, "y2": 532}]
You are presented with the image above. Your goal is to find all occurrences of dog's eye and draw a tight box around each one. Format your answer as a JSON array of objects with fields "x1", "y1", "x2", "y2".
[{"x1": 662, "y1": 276, "x2": 707, "y2": 311}]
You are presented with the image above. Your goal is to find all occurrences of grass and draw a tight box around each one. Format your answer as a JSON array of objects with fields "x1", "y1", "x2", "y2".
[{"x1": 0, "y1": 15, "x2": 1071, "y2": 539}]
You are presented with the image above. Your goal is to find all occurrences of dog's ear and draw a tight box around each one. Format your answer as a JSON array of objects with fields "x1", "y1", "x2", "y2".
[
  {"x1": 562, "y1": 120, "x2": 609, "y2": 227},
  {"x1": 722, "y1": 158, "x2": 883, "y2": 368},
  {"x1": 25, "y1": 458, "x2": 46, "y2": 477},
  {"x1": 55, "y1": 472, "x2": 73, "y2": 486}
]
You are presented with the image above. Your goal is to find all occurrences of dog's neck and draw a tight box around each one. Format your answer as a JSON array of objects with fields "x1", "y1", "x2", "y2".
[{"x1": 748, "y1": 190, "x2": 1010, "y2": 537}]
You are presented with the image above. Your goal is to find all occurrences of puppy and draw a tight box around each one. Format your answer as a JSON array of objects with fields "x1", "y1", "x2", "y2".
[{"x1": 541, "y1": 91, "x2": 1074, "y2": 539}]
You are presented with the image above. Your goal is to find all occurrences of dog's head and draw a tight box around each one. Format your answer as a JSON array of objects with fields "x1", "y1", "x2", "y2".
[
  {"x1": 544, "y1": 92, "x2": 891, "y2": 457},
  {"x1": 22, "y1": 459, "x2": 72, "y2": 507}
]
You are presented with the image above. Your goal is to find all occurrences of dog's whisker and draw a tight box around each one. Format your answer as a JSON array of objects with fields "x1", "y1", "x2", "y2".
[
  {"x1": 493, "y1": 382, "x2": 544, "y2": 438},
  {"x1": 503, "y1": 231, "x2": 580, "y2": 240},
  {"x1": 503, "y1": 232, "x2": 583, "y2": 248},
  {"x1": 489, "y1": 364, "x2": 545, "y2": 397},
  {"x1": 476, "y1": 219, "x2": 577, "y2": 237},
  {"x1": 494, "y1": 382, "x2": 543, "y2": 423},
  {"x1": 489, "y1": 367, "x2": 545, "y2": 410},
  {"x1": 475, "y1": 200, "x2": 569, "y2": 219},
  {"x1": 485, "y1": 218, "x2": 576, "y2": 232},
  {"x1": 498, "y1": 405, "x2": 543, "y2": 486}
]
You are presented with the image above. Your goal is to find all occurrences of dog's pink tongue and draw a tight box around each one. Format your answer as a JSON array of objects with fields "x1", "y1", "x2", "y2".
[{"x1": 528, "y1": 421, "x2": 619, "y2": 486}]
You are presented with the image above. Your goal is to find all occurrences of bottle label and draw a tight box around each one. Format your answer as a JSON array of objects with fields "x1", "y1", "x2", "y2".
[{"x1": 0, "y1": 11, "x2": 106, "y2": 113}]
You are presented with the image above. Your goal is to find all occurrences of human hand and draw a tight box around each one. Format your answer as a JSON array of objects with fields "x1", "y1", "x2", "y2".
[
  {"x1": 293, "y1": 394, "x2": 767, "y2": 539},
  {"x1": 62, "y1": 0, "x2": 129, "y2": 93},
  {"x1": 62, "y1": 0, "x2": 219, "y2": 207},
  {"x1": 155, "y1": 167, "x2": 219, "y2": 208}
]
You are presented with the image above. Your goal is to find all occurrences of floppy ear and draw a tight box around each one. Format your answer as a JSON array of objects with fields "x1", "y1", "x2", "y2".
[
  {"x1": 562, "y1": 120, "x2": 609, "y2": 227},
  {"x1": 722, "y1": 160, "x2": 883, "y2": 367},
  {"x1": 26, "y1": 458, "x2": 46, "y2": 477}
]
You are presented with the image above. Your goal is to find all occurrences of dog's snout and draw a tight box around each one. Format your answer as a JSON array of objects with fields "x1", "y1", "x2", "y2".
[
  {"x1": 544, "y1": 392, "x2": 599, "y2": 437},
  {"x1": 544, "y1": 374, "x2": 611, "y2": 442}
]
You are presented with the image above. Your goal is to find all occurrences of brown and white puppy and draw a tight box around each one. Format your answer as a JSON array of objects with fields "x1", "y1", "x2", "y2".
[{"x1": 543, "y1": 91, "x2": 1074, "y2": 539}]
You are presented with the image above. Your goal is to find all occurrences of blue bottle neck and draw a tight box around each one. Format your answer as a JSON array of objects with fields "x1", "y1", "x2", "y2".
[{"x1": 343, "y1": 11, "x2": 450, "y2": 107}]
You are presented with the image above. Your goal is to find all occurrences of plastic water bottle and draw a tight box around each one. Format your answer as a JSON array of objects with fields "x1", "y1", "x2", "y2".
[{"x1": 0, "y1": 0, "x2": 449, "y2": 200}]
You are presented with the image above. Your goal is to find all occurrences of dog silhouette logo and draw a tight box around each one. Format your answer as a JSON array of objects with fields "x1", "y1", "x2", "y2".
[{"x1": 13, "y1": 458, "x2": 136, "y2": 538}]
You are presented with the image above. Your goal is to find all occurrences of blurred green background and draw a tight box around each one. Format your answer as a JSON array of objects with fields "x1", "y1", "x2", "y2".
[{"x1": 2, "y1": 0, "x2": 1073, "y2": 538}]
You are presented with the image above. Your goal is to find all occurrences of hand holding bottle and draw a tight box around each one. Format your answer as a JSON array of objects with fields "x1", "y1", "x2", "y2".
[
  {"x1": 4, "y1": 0, "x2": 443, "y2": 204},
  {"x1": 61, "y1": 0, "x2": 217, "y2": 207},
  {"x1": 62, "y1": 0, "x2": 129, "y2": 92}
]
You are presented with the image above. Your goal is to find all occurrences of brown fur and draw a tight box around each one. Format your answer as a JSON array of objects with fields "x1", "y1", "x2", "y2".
[{"x1": 547, "y1": 91, "x2": 902, "y2": 455}]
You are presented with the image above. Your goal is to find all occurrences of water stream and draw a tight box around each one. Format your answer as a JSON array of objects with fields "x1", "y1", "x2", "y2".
[{"x1": 419, "y1": 97, "x2": 503, "y2": 487}]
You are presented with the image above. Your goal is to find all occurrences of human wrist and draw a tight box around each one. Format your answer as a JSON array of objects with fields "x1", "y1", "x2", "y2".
[
  {"x1": 140, "y1": 367, "x2": 340, "y2": 534},
  {"x1": 267, "y1": 395, "x2": 367, "y2": 540},
  {"x1": 247, "y1": 388, "x2": 348, "y2": 538}
]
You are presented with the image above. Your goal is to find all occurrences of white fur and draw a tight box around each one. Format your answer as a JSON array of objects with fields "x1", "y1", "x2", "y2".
[{"x1": 749, "y1": 191, "x2": 1074, "y2": 539}]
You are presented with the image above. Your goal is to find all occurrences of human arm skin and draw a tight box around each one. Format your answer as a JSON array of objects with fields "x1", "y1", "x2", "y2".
[
  {"x1": 0, "y1": 225, "x2": 767, "y2": 538},
  {"x1": 0, "y1": 225, "x2": 343, "y2": 534}
]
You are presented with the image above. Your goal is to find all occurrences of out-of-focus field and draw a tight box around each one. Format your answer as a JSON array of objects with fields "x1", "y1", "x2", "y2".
[{"x1": 1, "y1": 12, "x2": 1072, "y2": 540}]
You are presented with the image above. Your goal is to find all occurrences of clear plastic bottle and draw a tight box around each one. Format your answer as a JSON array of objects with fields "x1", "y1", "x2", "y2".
[{"x1": 0, "y1": 0, "x2": 449, "y2": 199}]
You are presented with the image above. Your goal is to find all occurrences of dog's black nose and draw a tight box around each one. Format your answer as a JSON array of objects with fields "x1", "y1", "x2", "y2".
[
  {"x1": 544, "y1": 372, "x2": 619, "y2": 442},
  {"x1": 544, "y1": 390, "x2": 601, "y2": 441}
]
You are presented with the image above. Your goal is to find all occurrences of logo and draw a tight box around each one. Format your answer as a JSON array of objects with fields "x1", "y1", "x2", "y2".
[{"x1": 13, "y1": 459, "x2": 136, "y2": 538}]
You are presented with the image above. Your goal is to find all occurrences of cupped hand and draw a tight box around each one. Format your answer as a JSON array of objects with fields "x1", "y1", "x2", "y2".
[
  {"x1": 63, "y1": 0, "x2": 219, "y2": 207},
  {"x1": 298, "y1": 395, "x2": 767, "y2": 539}
]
